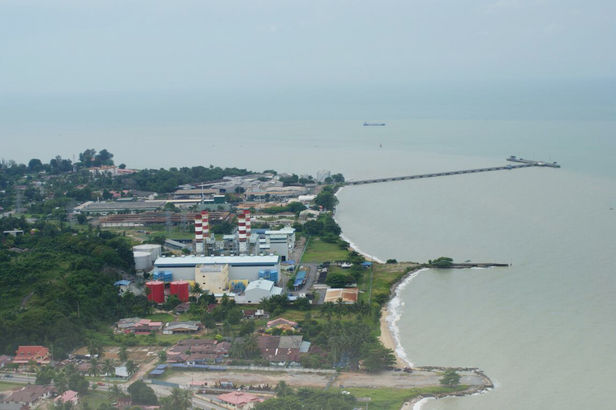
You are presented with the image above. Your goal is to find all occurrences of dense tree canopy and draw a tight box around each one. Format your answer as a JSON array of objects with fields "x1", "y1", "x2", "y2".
[{"x1": 0, "y1": 218, "x2": 144, "y2": 355}]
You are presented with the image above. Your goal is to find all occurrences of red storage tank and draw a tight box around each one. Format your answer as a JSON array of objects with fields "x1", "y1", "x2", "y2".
[
  {"x1": 170, "y1": 280, "x2": 190, "y2": 302},
  {"x1": 146, "y1": 281, "x2": 165, "y2": 304}
]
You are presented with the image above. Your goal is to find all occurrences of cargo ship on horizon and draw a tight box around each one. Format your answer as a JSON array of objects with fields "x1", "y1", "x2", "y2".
[{"x1": 364, "y1": 122, "x2": 385, "y2": 126}]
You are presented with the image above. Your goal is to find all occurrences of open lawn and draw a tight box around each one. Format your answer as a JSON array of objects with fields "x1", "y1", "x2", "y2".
[
  {"x1": 301, "y1": 238, "x2": 349, "y2": 263},
  {"x1": 338, "y1": 386, "x2": 469, "y2": 410},
  {"x1": 356, "y1": 263, "x2": 419, "y2": 303},
  {"x1": 144, "y1": 313, "x2": 175, "y2": 323},
  {"x1": 0, "y1": 381, "x2": 25, "y2": 392}
]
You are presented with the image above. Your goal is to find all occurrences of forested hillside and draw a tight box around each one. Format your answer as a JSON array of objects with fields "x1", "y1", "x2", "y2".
[{"x1": 0, "y1": 217, "x2": 147, "y2": 358}]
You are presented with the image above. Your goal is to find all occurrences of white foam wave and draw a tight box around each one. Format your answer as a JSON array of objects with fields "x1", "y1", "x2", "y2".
[
  {"x1": 413, "y1": 397, "x2": 435, "y2": 410},
  {"x1": 338, "y1": 232, "x2": 385, "y2": 264},
  {"x1": 386, "y1": 267, "x2": 430, "y2": 368}
]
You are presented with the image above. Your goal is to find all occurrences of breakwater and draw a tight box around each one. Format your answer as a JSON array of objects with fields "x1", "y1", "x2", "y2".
[{"x1": 430, "y1": 263, "x2": 509, "y2": 269}]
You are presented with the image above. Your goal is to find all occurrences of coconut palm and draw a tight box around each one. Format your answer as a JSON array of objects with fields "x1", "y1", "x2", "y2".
[
  {"x1": 107, "y1": 384, "x2": 126, "y2": 403},
  {"x1": 171, "y1": 387, "x2": 193, "y2": 410},
  {"x1": 243, "y1": 333, "x2": 260, "y2": 359},
  {"x1": 101, "y1": 359, "x2": 115, "y2": 380},
  {"x1": 118, "y1": 346, "x2": 128, "y2": 362},
  {"x1": 275, "y1": 381, "x2": 292, "y2": 397},
  {"x1": 125, "y1": 360, "x2": 137, "y2": 376},
  {"x1": 88, "y1": 358, "x2": 100, "y2": 377}
]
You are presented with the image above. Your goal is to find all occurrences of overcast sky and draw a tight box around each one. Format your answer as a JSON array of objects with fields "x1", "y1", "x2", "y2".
[{"x1": 1, "y1": 0, "x2": 614, "y2": 98}]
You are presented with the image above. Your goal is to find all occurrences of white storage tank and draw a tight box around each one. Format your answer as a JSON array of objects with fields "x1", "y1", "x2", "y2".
[
  {"x1": 133, "y1": 244, "x2": 162, "y2": 263},
  {"x1": 134, "y1": 251, "x2": 152, "y2": 271}
]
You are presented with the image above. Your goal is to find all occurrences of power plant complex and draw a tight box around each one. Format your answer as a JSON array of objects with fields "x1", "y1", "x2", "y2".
[{"x1": 138, "y1": 210, "x2": 294, "y2": 304}]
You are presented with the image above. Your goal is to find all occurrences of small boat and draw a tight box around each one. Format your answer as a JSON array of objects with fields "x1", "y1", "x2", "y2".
[{"x1": 364, "y1": 122, "x2": 385, "y2": 126}]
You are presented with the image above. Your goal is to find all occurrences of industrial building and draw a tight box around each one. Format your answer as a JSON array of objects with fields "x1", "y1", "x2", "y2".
[
  {"x1": 234, "y1": 278, "x2": 283, "y2": 305},
  {"x1": 257, "y1": 227, "x2": 296, "y2": 261},
  {"x1": 153, "y1": 255, "x2": 281, "y2": 283},
  {"x1": 195, "y1": 264, "x2": 230, "y2": 294}
]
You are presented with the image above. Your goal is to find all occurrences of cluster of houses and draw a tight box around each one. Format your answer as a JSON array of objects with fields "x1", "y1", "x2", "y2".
[
  {"x1": 115, "y1": 318, "x2": 204, "y2": 336},
  {"x1": 166, "y1": 339, "x2": 232, "y2": 365}
]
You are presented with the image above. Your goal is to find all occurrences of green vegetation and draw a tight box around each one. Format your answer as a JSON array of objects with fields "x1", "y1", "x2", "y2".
[
  {"x1": 0, "y1": 217, "x2": 146, "y2": 356},
  {"x1": 255, "y1": 387, "x2": 356, "y2": 410},
  {"x1": 340, "y1": 386, "x2": 470, "y2": 410},
  {"x1": 301, "y1": 238, "x2": 349, "y2": 263},
  {"x1": 429, "y1": 257, "x2": 454, "y2": 267},
  {"x1": 0, "y1": 381, "x2": 26, "y2": 391},
  {"x1": 143, "y1": 313, "x2": 175, "y2": 323},
  {"x1": 440, "y1": 369, "x2": 461, "y2": 387}
]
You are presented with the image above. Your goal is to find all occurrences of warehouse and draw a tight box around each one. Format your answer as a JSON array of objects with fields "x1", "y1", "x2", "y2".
[
  {"x1": 234, "y1": 278, "x2": 284, "y2": 304},
  {"x1": 153, "y1": 255, "x2": 280, "y2": 283}
]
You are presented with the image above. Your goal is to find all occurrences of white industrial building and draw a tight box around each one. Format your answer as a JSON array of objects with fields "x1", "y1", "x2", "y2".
[
  {"x1": 234, "y1": 279, "x2": 283, "y2": 304},
  {"x1": 153, "y1": 255, "x2": 281, "y2": 283},
  {"x1": 259, "y1": 227, "x2": 295, "y2": 261}
]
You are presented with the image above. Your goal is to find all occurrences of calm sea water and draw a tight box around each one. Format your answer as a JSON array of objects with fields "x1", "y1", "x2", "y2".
[
  {"x1": 334, "y1": 125, "x2": 616, "y2": 410},
  {"x1": 3, "y1": 86, "x2": 616, "y2": 409}
]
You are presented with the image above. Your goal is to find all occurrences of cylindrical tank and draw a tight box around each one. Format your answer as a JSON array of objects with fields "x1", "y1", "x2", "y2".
[
  {"x1": 133, "y1": 244, "x2": 162, "y2": 263},
  {"x1": 170, "y1": 281, "x2": 190, "y2": 302},
  {"x1": 163, "y1": 271, "x2": 173, "y2": 283},
  {"x1": 134, "y1": 251, "x2": 151, "y2": 271},
  {"x1": 146, "y1": 281, "x2": 165, "y2": 304}
]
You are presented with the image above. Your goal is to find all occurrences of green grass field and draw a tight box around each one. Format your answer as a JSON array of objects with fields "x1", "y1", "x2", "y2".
[
  {"x1": 0, "y1": 381, "x2": 25, "y2": 392},
  {"x1": 338, "y1": 386, "x2": 469, "y2": 410},
  {"x1": 144, "y1": 313, "x2": 175, "y2": 323},
  {"x1": 301, "y1": 238, "x2": 349, "y2": 263}
]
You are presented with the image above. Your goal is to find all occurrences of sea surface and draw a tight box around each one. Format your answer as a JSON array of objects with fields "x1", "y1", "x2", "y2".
[{"x1": 3, "y1": 84, "x2": 616, "y2": 409}]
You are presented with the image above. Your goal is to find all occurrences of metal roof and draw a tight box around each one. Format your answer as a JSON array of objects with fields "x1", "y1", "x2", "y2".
[{"x1": 155, "y1": 255, "x2": 280, "y2": 267}]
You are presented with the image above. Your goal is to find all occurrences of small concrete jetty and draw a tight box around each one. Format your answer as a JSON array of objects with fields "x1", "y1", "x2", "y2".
[
  {"x1": 345, "y1": 156, "x2": 559, "y2": 186},
  {"x1": 430, "y1": 262, "x2": 510, "y2": 269}
]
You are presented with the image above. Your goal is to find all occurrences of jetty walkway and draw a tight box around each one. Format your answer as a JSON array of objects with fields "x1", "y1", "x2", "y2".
[{"x1": 345, "y1": 156, "x2": 559, "y2": 186}]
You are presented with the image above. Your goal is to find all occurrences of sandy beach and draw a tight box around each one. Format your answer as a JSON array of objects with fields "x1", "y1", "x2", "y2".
[{"x1": 379, "y1": 306, "x2": 409, "y2": 368}]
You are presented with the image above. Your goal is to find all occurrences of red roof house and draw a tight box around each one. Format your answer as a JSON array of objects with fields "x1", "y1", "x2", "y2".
[
  {"x1": 13, "y1": 346, "x2": 50, "y2": 365},
  {"x1": 216, "y1": 392, "x2": 264, "y2": 409}
]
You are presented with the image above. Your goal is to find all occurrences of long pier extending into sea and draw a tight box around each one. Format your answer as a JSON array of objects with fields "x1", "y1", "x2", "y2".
[{"x1": 345, "y1": 156, "x2": 559, "y2": 186}]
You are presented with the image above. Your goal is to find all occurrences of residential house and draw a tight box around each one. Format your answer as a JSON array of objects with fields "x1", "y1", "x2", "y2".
[
  {"x1": 265, "y1": 318, "x2": 298, "y2": 332},
  {"x1": 13, "y1": 346, "x2": 50, "y2": 366},
  {"x1": 216, "y1": 392, "x2": 264, "y2": 409},
  {"x1": 162, "y1": 321, "x2": 202, "y2": 335},
  {"x1": 54, "y1": 390, "x2": 79, "y2": 406},
  {"x1": 3, "y1": 385, "x2": 54, "y2": 406},
  {"x1": 0, "y1": 355, "x2": 13, "y2": 368},
  {"x1": 257, "y1": 336, "x2": 303, "y2": 365}
]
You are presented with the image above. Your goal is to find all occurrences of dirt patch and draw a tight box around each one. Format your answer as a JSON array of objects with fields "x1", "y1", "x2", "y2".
[
  {"x1": 167, "y1": 370, "x2": 333, "y2": 389},
  {"x1": 72, "y1": 346, "x2": 165, "y2": 362},
  {"x1": 336, "y1": 370, "x2": 485, "y2": 389}
]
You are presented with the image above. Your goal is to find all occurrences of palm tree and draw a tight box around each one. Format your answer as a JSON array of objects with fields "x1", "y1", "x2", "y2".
[
  {"x1": 229, "y1": 340, "x2": 246, "y2": 359},
  {"x1": 274, "y1": 381, "x2": 292, "y2": 397},
  {"x1": 118, "y1": 346, "x2": 128, "y2": 363},
  {"x1": 101, "y1": 359, "x2": 115, "y2": 380},
  {"x1": 319, "y1": 302, "x2": 335, "y2": 320},
  {"x1": 243, "y1": 334, "x2": 260, "y2": 359},
  {"x1": 107, "y1": 384, "x2": 125, "y2": 404},
  {"x1": 125, "y1": 360, "x2": 137, "y2": 376},
  {"x1": 89, "y1": 358, "x2": 100, "y2": 377},
  {"x1": 54, "y1": 373, "x2": 68, "y2": 394},
  {"x1": 162, "y1": 388, "x2": 192, "y2": 410}
]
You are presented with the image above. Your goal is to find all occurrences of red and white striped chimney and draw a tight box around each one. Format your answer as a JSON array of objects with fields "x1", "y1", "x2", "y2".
[
  {"x1": 194, "y1": 212, "x2": 203, "y2": 253},
  {"x1": 238, "y1": 211, "x2": 247, "y2": 243},
  {"x1": 202, "y1": 210, "x2": 209, "y2": 238},
  {"x1": 244, "y1": 210, "x2": 251, "y2": 238}
]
